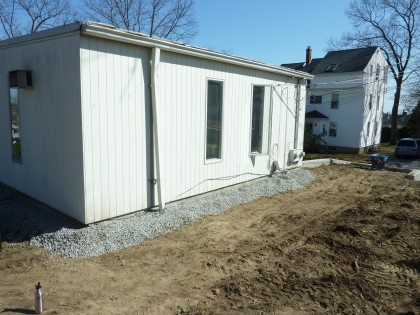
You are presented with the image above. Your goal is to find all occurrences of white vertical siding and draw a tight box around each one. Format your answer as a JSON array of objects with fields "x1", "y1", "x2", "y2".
[
  {"x1": 361, "y1": 50, "x2": 387, "y2": 148},
  {"x1": 158, "y1": 51, "x2": 300, "y2": 204},
  {"x1": 306, "y1": 48, "x2": 388, "y2": 151},
  {"x1": 80, "y1": 36, "x2": 151, "y2": 223},
  {"x1": 0, "y1": 29, "x2": 308, "y2": 224},
  {"x1": 0, "y1": 33, "x2": 86, "y2": 222}
]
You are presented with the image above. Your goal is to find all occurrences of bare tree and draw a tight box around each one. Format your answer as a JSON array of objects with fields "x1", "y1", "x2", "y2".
[
  {"x1": 83, "y1": 0, "x2": 147, "y2": 32},
  {"x1": 0, "y1": 0, "x2": 77, "y2": 39},
  {"x1": 328, "y1": 0, "x2": 420, "y2": 144},
  {"x1": 18, "y1": 0, "x2": 77, "y2": 33},
  {"x1": 84, "y1": 0, "x2": 198, "y2": 42},
  {"x1": 0, "y1": 0, "x2": 21, "y2": 38}
]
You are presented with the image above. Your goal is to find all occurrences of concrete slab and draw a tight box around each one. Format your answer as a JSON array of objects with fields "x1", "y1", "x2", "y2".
[
  {"x1": 331, "y1": 159, "x2": 352, "y2": 165},
  {"x1": 406, "y1": 169, "x2": 420, "y2": 181},
  {"x1": 301, "y1": 159, "x2": 331, "y2": 168}
]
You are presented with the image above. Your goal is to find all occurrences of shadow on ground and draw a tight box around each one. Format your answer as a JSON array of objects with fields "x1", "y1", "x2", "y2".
[{"x1": 0, "y1": 191, "x2": 84, "y2": 243}]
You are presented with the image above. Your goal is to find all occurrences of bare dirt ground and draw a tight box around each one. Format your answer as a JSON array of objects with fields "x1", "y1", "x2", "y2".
[{"x1": 0, "y1": 165, "x2": 419, "y2": 315}]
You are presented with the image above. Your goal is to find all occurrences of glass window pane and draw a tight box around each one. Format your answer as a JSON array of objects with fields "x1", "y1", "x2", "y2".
[
  {"x1": 251, "y1": 86, "x2": 270, "y2": 154},
  {"x1": 206, "y1": 80, "x2": 223, "y2": 159},
  {"x1": 331, "y1": 93, "x2": 339, "y2": 109},
  {"x1": 329, "y1": 121, "x2": 337, "y2": 137},
  {"x1": 251, "y1": 86, "x2": 264, "y2": 153},
  {"x1": 10, "y1": 88, "x2": 22, "y2": 163}
]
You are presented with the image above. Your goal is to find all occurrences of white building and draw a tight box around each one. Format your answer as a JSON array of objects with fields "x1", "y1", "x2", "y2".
[
  {"x1": 0, "y1": 22, "x2": 312, "y2": 224},
  {"x1": 283, "y1": 46, "x2": 388, "y2": 153}
]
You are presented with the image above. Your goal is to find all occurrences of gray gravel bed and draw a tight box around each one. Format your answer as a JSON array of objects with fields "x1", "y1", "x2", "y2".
[{"x1": 0, "y1": 168, "x2": 316, "y2": 258}]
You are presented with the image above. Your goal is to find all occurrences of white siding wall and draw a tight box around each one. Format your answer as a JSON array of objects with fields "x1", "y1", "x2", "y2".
[
  {"x1": 158, "y1": 51, "x2": 303, "y2": 204},
  {"x1": 307, "y1": 78, "x2": 365, "y2": 148},
  {"x1": 307, "y1": 48, "x2": 388, "y2": 151},
  {"x1": 361, "y1": 50, "x2": 387, "y2": 148},
  {"x1": 80, "y1": 36, "x2": 151, "y2": 223},
  {"x1": 0, "y1": 33, "x2": 85, "y2": 221}
]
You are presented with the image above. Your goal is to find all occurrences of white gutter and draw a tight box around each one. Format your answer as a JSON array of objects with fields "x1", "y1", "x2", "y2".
[
  {"x1": 151, "y1": 47, "x2": 165, "y2": 210},
  {"x1": 80, "y1": 23, "x2": 313, "y2": 80}
]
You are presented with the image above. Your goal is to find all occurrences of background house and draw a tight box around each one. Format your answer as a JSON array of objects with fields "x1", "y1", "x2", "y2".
[
  {"x1": 282, "y1": 46, "x2": 388, "y2": 153},
  {"x1": 0, "y1": 22, "x2": 311, "y2": 224}
]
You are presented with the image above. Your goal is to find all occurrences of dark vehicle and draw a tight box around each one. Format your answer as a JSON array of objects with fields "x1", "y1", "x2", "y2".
[{"x1": 395, "y1": 138, "x2": 420, "y2": 158}]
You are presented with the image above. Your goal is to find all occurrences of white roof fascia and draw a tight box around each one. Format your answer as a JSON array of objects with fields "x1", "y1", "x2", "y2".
[
  {"x1": 81, "y1": 23, "x2": 313, "y2": 80},
  {"x1": 0, "y1": 21, "x2": 313, "y2": 80},
  {"x1": 0, "y1": 22, "x2": 82, "y2": 50}
]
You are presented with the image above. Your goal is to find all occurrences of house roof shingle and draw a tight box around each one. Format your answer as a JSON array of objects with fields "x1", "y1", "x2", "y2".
[
  {"x1": 282, "y1": 46, "x2": 380, "y2": 75},
  {"x1": 305, "y1": 110, "x2": 329, "y2": 119}
]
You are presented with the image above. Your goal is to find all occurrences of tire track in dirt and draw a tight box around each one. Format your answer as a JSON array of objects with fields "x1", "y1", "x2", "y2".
[
  {"x1": 194, "y1": 166, "x2": 420, "y2": 315},
  {"x1": 1, "y1": 165, "x2": 419, "y2": 315}
]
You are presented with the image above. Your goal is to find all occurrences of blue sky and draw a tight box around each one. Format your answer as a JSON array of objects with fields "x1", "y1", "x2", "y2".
[
  {"x1": 191, "y1": 0, "x2": 394, "y2": 112},
  {"x1": 191, "y1": 0, "x2": 351, "y2": 65}
]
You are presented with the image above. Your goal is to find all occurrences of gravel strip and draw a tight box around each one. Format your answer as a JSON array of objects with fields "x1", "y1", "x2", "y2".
[{"x1": 0, "y1": 168, "x2": 316, "y2": 258}]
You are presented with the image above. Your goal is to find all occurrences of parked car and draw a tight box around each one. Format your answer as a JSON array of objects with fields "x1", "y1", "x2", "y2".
[{"x1": 395, "y1": 138, "x2": 420, "y2": 158}]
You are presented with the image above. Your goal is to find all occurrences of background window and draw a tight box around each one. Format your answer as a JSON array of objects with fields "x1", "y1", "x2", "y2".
[
  {"x1": 329, "y1": 121, "x2": 337, "y2": 137},
  {"x1": 251, "y1": 86, "x2": 270, "y2": 154},
  {"x1": 331, "y1": 93, "x2": 339, "y2": 109},
  {"x1": 206, "y1": 80, "x2": 223, "y2": 159},
  {"x1": 383, "y1": 67, "x2": 388, "y2": 83},
  {"x1": 10, "y1": 88, "x2": 22, "y2": 163},
  {"x1": 310, "y1": 95, "x2": 322, "y2": 104},
  {"x1": 369, "y1": 94, "x2": 373, "y2": 109}
]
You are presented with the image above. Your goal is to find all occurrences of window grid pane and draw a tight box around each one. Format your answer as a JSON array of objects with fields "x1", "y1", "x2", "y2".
[
  {"x1": 331, "y1": 93, "x2": 339, "y2": 109},
  {"x1": 310, "y1": 95, "x2": 322, "y2": 104},
  {"x1": 329, "y1": 121, "x2": 337, "y2": 137}
]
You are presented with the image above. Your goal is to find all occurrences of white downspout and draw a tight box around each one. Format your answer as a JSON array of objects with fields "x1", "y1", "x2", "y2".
[{"x1": 151, "y1": 47, "x2": 165, "y2": 210}]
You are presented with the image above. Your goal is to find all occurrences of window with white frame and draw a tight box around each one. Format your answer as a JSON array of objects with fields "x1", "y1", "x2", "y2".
[
  {"x1": 370, "y1": 64, "x2": 373, "y2": 77},
  {"x1": 331, "y1": 93, "x2": 339, "y2": 109},
  {"x1": 250, "y1": 85, "x2": 271, "y2": 154},
  {"x1": 329, "y1": 121, "x2": 337, "y2": 137},
  {"x1": 206, "y1": 80, "x2": 223, "y2": 160},
  {"x1": 369, "y1": 94, "x2": 373, "y2": 109},
  {"x1": 376, "y1": 63, "x2": 380, "y2": 80},
  {"x1": 367, "y1": 121, "x2": 370, "y2": 137}
]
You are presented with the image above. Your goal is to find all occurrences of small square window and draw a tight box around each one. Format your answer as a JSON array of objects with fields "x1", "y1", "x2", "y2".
[{"x1": 310, "y1": 95, "x2": 322, "y2": 104}]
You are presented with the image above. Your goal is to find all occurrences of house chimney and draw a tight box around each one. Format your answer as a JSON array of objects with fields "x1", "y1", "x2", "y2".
[{"x1": 306, "y1": 46, "x2": 312, "y2": 65}]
